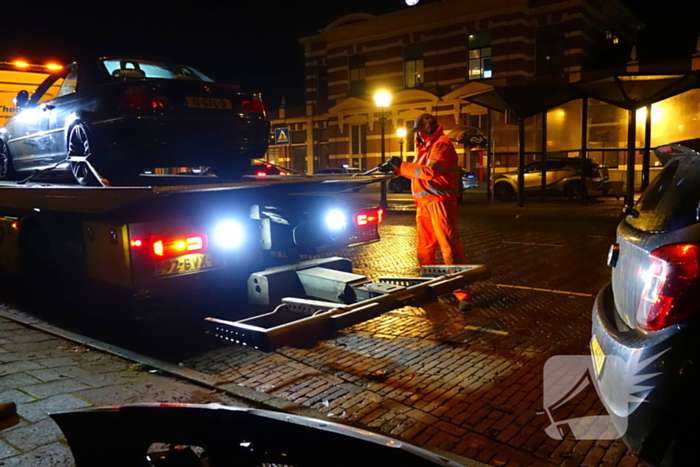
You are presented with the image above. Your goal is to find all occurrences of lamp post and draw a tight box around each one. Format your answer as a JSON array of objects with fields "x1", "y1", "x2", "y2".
[
  {"x1": 374, "y1": 91, "x2": 392, "y2": 210},
  {"x1": 373, "y1": 91, "x2": 392, "y2": 162},
  {"x1": 396, "y1": 127, "x2": 407, "y2": 159}
]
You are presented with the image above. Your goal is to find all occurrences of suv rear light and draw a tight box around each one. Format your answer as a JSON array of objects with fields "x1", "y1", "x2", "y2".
[
  {"x1": 120, "y1": 87, "x2": 173, "y2": 110},
  {"x1": 241, "y1": 93, "x2": 266, "y2": 116},
  {"x1": 636, "y1": 243, "x2": 700, "y2": 331}
]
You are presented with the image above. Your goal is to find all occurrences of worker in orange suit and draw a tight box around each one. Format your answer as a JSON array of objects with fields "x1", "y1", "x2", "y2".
[{"x1": 378, "y1": 113, "x2": 470, "y2": 307}]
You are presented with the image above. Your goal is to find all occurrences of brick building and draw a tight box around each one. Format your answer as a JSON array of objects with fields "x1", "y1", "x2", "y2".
[{"x1": 267, "y1": 0, "x2": 640, "y2": 176}]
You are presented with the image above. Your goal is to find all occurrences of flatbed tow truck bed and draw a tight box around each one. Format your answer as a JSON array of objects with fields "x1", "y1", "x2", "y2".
[{"x1": 0, "y1": 174, "x2": 490, "y2": 350}]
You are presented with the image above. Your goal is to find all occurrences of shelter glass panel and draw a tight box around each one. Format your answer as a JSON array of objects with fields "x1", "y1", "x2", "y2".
[
  {"x1": 546, "y1": 100, "x2": 582, "y2": 153},
  {"x1": 649, "y1": 89, "x2": 700, "y2": 148}
]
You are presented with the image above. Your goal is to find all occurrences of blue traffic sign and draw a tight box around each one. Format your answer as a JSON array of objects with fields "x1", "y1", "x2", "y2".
[{"x1": 274, "y1": 128, "x2": 290, "y2": 145}]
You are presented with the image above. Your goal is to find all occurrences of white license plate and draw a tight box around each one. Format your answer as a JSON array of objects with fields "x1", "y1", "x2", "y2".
[
  {"x1": 186, "y1": 97, "x2": 232, "y2": 110},
  {"x1": 591, "y1": 334, "x2": 606, "y2": 377},
  {"x1": 157, "y1": 253, "x2": 222, "y2": 277}
]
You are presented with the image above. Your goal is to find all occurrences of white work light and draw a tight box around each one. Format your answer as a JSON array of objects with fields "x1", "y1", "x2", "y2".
[
  {"x1": 214, "y1": 220, "x2": 245, "y2": 249},
  {"x1": 325, "y1": 210, "x2": 347, "y2": 231}
]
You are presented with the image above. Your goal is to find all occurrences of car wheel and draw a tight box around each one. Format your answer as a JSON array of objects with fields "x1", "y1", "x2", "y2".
[
  {"x1": 565, "y1": 181, "x2": 586, "y2": 201},
  {"x1": 389, "y1": 178, "x2": 405, "y2": 193},
  {"x1": 0, "y1": 139, "x2": 18, "y2": 181},
  {"x1": 494, "y1": 182, "x2": 515, "y2": 201},
  {"x1": 67, "y1": 124, "x2": 102, "y2": 186}
]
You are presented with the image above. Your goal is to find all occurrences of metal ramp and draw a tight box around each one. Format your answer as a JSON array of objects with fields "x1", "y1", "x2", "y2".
[{"x1": 205, "y1": 257, "x2": 491, "y2": 352}]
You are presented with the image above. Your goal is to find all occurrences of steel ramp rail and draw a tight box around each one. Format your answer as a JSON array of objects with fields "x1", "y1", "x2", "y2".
[{"x1": 205, "y1": 264, "x2": 491, "y2": 352}]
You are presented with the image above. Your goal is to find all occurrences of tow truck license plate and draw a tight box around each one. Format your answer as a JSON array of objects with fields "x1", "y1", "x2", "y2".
[
  {"x1": 186, "y1": 97, "x2": 232, "y2": 110},
  {"x1": 157, "y1": 253, "x2": 222, "y2": 277}
]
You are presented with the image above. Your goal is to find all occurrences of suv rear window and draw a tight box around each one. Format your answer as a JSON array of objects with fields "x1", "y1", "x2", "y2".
[{"x1": 627, "y1": 157, "x2": 700, "y2": 232}]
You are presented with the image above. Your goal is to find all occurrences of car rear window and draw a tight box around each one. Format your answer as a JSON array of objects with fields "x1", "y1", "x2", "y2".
[
  {"x1": 627, "y1": 157, "x2": 700, "y2": 232},
  {"x1": 101, "y1": 59, "x2": 214, "y2": 82}
]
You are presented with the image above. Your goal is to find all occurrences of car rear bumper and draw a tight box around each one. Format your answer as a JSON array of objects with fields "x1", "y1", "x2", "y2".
[
  {"x1": 90, "y1": 115, "x2": 269, "y2": 168},
  {"x1": 591, "y1": 283, "x2": 698, "y2": 463}
]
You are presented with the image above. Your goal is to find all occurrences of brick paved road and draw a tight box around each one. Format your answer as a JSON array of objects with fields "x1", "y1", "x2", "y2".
[
  {"x1": 186, "y1": 199, "x2": 640, "y2": 467},
  {"x1": 0, "y1": 315, "x2": 251, "y2": 466}
]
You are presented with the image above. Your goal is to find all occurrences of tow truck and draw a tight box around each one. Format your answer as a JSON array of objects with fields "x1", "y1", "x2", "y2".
[{"x1": 0, "y1": 61, "x2": 490, "y2": 351}]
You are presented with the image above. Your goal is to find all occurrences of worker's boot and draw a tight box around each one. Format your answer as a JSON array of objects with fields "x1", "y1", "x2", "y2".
[{"x1": 454, "y1": 289, "x2": 471, "y2": 311}]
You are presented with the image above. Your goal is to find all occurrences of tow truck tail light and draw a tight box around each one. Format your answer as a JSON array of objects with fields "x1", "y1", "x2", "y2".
[
  {"x1": 636, "y1": 243, "x2": 700, "y2": 331},
  {"x1": 354, "y1": 208, "x2": 384, "y2": 227},
  {"x1": 120, "y1": 87, "x2": 173, "y2": 110},
  {"x1": 148, "y1": 233, "x2": 208, "y2": 258},
  {"x1": 241, "y1": 93, "x2": 266, "y2": 116}
]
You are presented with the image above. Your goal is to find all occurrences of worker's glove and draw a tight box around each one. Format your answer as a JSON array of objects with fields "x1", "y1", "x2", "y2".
[{"x1": 377, "y1": 156, "x2": 402, "y2": 173}]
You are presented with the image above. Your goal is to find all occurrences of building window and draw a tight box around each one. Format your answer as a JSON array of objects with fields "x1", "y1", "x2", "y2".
[
  {"x1": 351, "y1": 124, "x2": 367, "y2": 155},
  {"x1": 537, "y1": 25, "x2": 565, "y2": 75},
  {"x1": 291, "y1": 130, "x2": 306, "y2": 144},
  {"x1": 317, "y1": 65, "x2": 328, "y2": 102},
  {"x1": 349, "y1": 54, "x2": 366, "y2": 97},
  {"x1": 468, "y1": 32, "x2": 492, "y2": 80},
  {"x1": 404, "y1": 44, "x2": 424, "y2": 89}
]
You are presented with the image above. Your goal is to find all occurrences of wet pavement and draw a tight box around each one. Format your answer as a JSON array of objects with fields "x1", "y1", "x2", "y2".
[{"x1": 0, "y1": 194, "x2": 641, "y2": 466}]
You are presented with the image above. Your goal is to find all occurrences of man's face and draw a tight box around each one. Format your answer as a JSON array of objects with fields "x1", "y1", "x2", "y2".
[{"x1": 415, "y1": 115, "x2": 436, "y2": 138}]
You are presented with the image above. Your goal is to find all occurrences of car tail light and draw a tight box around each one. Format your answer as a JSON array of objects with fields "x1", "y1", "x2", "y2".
[
  {"x1": 636, "y1": 243, "x2": 700, "y2": 331},
  {"x1": 149, "y1": 233, "x2": 208, "y2": 258},
  {"x1": 120, "y1": 87, "x2": 173, "y2": 110},
  {"x1": 241, "y1": 93, "x2": 266, "y2": 116},
  {"x1": 354, "y1": 208, "x2": 384, "y2": 227},
  {"x1": 256, "y1": 171, "x2": 267, "y2": 177}
]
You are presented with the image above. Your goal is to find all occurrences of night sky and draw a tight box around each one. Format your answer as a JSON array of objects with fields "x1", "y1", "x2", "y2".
[{"x1": 2, "y1": 0, "x2": 699, "y2": 108}]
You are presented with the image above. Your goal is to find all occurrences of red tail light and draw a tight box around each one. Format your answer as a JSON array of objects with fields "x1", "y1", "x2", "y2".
[
  {"x1": 149, "y1": 233, "x2": 207, "y2": 258},
  {"x1": 241, "y1": 93, "x2": 266, "y2": 115},
  {"x1": 636, "y1": 243, "x2": 700, "y2": 331},
  {"x1": 120, "y1": 87, "x2": 173, "y2": 110},
  {"x1": 256, "y1": 171, "x2": 267, "y2": 177},
  {"x1": 354, "y1": 208, "x2": 384, "y2": 227}
]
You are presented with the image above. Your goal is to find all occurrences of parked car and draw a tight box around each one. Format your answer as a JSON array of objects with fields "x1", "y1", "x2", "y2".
[
  {"x1": 591, "y1": 142, "x2": 700, "y2": 466},
  {"x1": 493, "y1": 158, "x2": 615, "y2": 201},
  {"x1": 388, "y1": 170, "x2": 477, "y2": 193},
  {"x1": 0, "y1": 57, "x2": 270, "y2": 186}
]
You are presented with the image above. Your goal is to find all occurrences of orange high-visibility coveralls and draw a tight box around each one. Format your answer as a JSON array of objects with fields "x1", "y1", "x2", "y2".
[{"x1": 399, "y1": 125, "x2": 466, "y2": 266}]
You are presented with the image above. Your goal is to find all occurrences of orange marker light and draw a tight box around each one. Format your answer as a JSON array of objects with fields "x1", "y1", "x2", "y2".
[
  {"x1": 130, "y1": 239, "x2": 143, "y2": 248},
  {"x1": 10, "y1": 222, "x2": 18, "y2": 230},
  {"x1": 45, "y1": 63, "x2": 62, "y2": 70},
  {"x1": 13, "y1": 61, "x2": 29, "y2": 68},
  {"x1": 150, "y1": 233, "x2": 207, "y2": 258}
]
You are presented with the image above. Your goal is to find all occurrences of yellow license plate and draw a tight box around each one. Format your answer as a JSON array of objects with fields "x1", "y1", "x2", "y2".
[
  {"x1": 157, "y1": 253, "x2": 222, "y2": 277},
  {"x1": 591, "y1": 334, "x2": 606, "y2": 377},
  {"x1": 186, "y1": 97, "x2": 232, "y2": 110}
]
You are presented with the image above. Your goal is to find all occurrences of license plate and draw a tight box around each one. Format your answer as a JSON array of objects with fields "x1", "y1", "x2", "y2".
[
  {"x1": 591, "y1": 334, "x2": 606, "y2": 377},
  {"x1": 186, "y1": 97, "x2": 232, "y2": 110},
  {"x1": 157, "y1": 253, "x2": 222, "y2": 277}
]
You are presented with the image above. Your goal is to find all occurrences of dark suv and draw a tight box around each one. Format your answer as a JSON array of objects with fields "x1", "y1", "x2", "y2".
[{"x1": 493, "y1": 158, "x2": 615, "y2": 201}]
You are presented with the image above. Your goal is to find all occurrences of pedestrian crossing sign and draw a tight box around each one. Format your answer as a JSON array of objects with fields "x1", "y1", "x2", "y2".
[{"x1": 275, "y1": 128, "x2": 290, "y2": 145}]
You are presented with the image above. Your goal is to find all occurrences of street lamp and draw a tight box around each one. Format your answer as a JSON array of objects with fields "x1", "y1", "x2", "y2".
[
  {"x1": 373, "y1": 91, "x2": 392, "y2": 163},
  {"x1": 396, "y1": 127, "x2": 407, "y2": 159}
]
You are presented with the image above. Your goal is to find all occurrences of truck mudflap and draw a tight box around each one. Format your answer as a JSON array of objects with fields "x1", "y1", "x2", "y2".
[{"x1": 205, "y1": 262, "x2": 491, "y2": 352}]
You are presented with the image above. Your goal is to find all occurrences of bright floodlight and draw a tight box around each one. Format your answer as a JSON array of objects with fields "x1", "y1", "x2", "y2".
[
  {"x1": 325, "y1": 210, "x2": 347, "y2": 231},
  {"x1": 396, "y1": 128, "x2": 407, "y2": 138},
  {"x1": 214, "y1": 220, "x2": 244, "y2": 249},
  {"x1": 373, "y1": 90, "x2": 392, "y2": 108}
]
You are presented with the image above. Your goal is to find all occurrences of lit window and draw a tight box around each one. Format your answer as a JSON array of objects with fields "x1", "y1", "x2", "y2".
[{"x1": 468, "y1": 32, "x2": 492, "y2": 80}]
